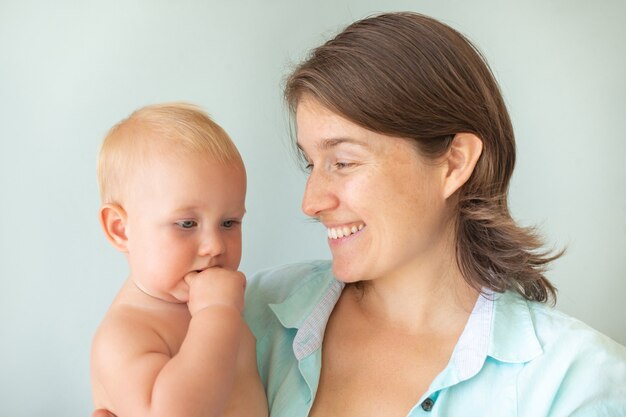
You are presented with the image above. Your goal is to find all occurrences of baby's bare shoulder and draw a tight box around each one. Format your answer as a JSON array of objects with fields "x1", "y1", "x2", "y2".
[
  {"x1": 93, "y1": 301, "x2": 190, "y2": 367},
  {"x1": 93, "y1": 306, "x2": 168, "y2": 364}
]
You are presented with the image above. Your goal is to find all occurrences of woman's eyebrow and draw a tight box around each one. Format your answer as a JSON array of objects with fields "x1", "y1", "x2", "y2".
[{"x1": 297, "y1": 137, "x2": 369, "y2": 152}]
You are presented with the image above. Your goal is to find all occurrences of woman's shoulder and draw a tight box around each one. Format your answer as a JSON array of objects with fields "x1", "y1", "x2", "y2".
[
  {"x1": 525, "y1": 298, "x2": 626, "y2": 359},
  {"x1": 526, "y1": 297, "x2": 625, "y2": 409},
  {"x1": 494, "y1": 291, "x2": 625, "y2": 358},
  {"x1": 493, "y1": 293, "x2": 626, "y2": 414}
]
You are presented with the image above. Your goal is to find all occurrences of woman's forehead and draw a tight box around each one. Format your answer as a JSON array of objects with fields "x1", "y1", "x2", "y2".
[{"x1": 296, "y1": 100, "x2": 374, "y2": 147}]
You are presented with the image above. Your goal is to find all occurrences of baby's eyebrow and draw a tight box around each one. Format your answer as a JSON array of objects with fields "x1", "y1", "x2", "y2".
[{"x1": 170, "y1": 205, "x2": 199, "y2": 214}]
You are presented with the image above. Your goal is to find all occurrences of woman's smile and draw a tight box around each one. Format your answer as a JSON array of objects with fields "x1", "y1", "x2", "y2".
[{"x1": 326, "y1": 223, "x2": 365, "y2": 240}]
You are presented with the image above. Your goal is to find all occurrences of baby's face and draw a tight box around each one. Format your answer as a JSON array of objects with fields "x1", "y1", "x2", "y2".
[{"x1": 122, "y1": 152, "x2": 246, "y2": 303}]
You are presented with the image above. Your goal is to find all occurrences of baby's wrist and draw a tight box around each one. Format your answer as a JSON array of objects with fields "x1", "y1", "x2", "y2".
[{"x1": 190, "y1": 303, "x2": 243, "y2": 318}]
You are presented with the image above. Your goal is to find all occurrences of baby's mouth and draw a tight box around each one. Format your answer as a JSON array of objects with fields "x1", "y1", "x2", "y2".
[{"x1": 327, "y1": 223, "x2": 365, "y2": 240}]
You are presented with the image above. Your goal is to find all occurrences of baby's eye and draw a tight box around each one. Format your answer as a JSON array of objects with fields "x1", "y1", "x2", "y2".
[
  {"x1": 222, "y1": 220, "x2": 240, "y2": 229},
  {"x1": 176, "y1": 220, "x2": 198, "y2": 229}
]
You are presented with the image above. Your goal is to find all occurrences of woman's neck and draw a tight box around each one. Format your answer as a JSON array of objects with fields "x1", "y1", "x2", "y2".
[{"x1": 350, "y1": 252, "x2": 479, "y2": 336}]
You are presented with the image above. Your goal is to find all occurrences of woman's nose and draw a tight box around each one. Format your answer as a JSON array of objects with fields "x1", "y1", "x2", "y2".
[{"x1": 301, "y1": 170, "x2": 338, "y2": 217}]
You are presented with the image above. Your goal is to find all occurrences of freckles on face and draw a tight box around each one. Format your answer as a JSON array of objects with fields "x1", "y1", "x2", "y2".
[{"x1": 295, "y1": 97, "x2": 455, "y2": 282}]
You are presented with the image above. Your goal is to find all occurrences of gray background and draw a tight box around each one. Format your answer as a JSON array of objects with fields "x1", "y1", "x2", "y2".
[{"x1": 1, "y1": 0, "x2": 624, "y2": 415}]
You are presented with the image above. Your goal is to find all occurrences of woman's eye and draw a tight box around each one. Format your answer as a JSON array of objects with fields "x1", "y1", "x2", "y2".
[
  {"x1": 334, "y1": 161, "x2": 353, "y2": 169},
  {"x1": 176, "y1": 220, "x2": 197, "y2": 229}
]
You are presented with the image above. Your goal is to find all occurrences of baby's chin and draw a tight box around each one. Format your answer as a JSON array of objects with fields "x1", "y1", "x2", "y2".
[
  {"x1": 132, "y1": 279, "x2": 189, "y2": 304},
  {"x1": 169, "y1": 290, "x2": 190, "y2": 304}
]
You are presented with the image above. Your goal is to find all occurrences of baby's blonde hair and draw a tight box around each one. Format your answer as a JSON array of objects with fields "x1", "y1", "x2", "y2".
[{"x1": 97, "y1": 102, "x2": 243, "y2": 205}]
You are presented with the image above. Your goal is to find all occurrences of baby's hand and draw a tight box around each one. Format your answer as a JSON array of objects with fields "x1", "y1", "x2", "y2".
[{"x1": 184, "y1": 268, "x2": 246, "y2": 316}]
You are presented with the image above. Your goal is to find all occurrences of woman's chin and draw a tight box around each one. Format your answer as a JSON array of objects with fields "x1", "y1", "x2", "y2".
[{"x1": 331, "y1": 261, "x2": 365, "y2": 284}]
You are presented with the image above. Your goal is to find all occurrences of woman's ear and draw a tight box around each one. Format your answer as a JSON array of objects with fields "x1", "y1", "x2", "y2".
[
  {"x1": 443, "y1": 133, "x2": 483, "y2": 199},
  {"x1": 99, "y1": 204, "x2": 129, "y2": 252}
]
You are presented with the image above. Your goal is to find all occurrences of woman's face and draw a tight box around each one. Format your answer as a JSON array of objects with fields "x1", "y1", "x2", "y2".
[{"x1": 296, "y1": 97, "x2": 455, "y2": 284}]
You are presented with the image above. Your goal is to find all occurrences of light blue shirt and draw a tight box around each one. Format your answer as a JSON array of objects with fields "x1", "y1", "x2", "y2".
[{"x1": 244, "y1": 261, "x2": 626, "y2": 416}]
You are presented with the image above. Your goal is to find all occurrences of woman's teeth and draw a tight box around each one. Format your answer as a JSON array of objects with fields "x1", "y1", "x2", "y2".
[{"x1": 327, "y1": 224, "x2": 364, "y2": 240}]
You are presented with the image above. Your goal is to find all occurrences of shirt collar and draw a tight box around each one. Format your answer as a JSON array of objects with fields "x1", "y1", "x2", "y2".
[
  {"x1": 488, "y1": 290, "x2": 543, "y2": 363},
  {"x1": 450, "y1": 290, "x2": 494, "y2": 381},
  {"x1": 268, "y1": 263, "x2": 542, "y2": 367},
  {"x1": 268, "y1": 265, "x2": 343, "y2": 361},
  {"x1": 268, "y1": 263, "x2": 338, "y2": 329},
  {"x1": 450, "y1": 290, "x2": 543, "y2": 382},
  {"x1": 428, "y1": 290, "x2": 543, "y2": 393}
]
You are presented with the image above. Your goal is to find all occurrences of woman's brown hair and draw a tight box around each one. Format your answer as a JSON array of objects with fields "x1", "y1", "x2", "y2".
[{"x1": 285, "y1": 12, "x2": 561, "y2": 302}]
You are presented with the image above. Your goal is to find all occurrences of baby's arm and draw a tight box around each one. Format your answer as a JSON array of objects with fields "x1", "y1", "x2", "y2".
[
  {"x1": 221, "y1": 323, "x2": 268, "y2": 417},
  {"x1": 91, "y1": 268, "x2": 246, "y2": 417}
]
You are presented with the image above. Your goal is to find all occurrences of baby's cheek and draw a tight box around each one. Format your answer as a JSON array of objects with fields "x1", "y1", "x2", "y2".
[{"x1": 226, "y1": 242, "x2": 243, "y2": 270}]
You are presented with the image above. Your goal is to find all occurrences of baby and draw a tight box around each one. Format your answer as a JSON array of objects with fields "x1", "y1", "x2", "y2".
[{"x1": 91, "y1": 103, "x2": 267, "y2": 417}]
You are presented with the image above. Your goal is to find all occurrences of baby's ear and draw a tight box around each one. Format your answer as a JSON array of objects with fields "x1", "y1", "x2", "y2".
[{"x1": 99, "y1": 204, "x2": 129, "y2": 252}]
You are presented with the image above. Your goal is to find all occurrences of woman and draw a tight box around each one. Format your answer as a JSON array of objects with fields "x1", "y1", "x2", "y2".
[
  {"x1": 95, "y1": 12, "x2": 626, "y2": 417},
  {"x1": 246, "y1": 12, "x2": 626, "y2": 416}
]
